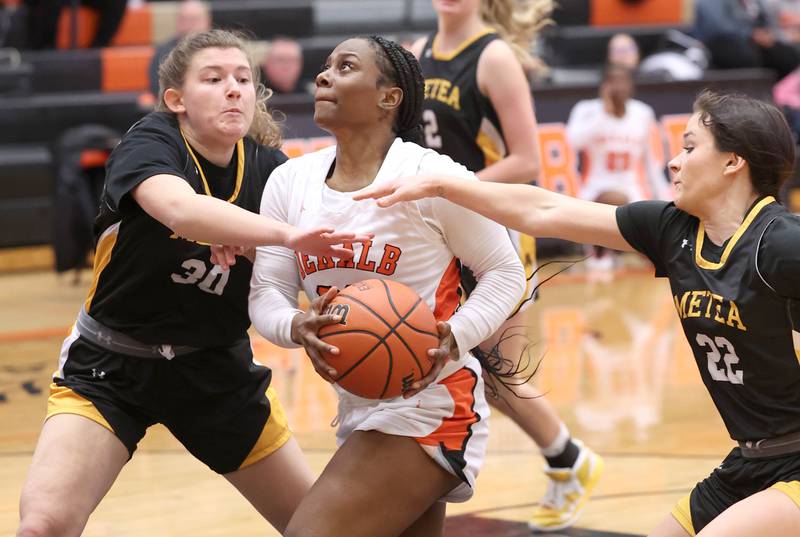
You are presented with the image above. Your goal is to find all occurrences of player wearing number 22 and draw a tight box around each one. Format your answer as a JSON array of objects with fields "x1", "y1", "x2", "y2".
[
  {"x1": 249, "y1": 36, "x2": 525, "y2": 537},
  {"x1": 355, "y1": 90, "x2": 800, "y2": 537}
]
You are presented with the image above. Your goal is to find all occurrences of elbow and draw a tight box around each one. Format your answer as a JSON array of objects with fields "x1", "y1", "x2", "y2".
[
  {"x1": 161, "y1": 196, "x2": 194, "y2": 236},
  {"x1": 518, "y1": 152, "x2": 540, "y2": 184}
]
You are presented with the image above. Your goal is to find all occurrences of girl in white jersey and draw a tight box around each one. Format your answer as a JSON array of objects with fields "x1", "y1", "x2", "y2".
[
  {"x1": 248, "y1": 36, "x2": 525, "y2": 537},
  {"x1": 567, "y1": 64, "x2": 669, "y2": 205},
  {"x1": 567, "y1": 63, "x2": 669, "y2": 271}
]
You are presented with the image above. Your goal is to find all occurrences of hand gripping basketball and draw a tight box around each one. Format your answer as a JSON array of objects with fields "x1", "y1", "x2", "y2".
[
  {"x1": 401, "y1": 320, "x2": 459, "y2": 399},
  {"x1": 290, "y1": 287, "x2": 343, "y2": 383}
]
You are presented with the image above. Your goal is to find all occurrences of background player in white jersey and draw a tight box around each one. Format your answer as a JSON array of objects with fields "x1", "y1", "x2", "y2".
[
  {"x1": 356, "y1": 90, "x2": 800, "y2": 537},
  {"x1": 567, "y1": 64, "x2": 669, "y2": 206},
  {"x1": 567, "y1": 63, "x2": 670, "y2": 271},
  {"x1": 412, "y1": 0, "x2": 603, "y2": 531},
  {"x1": 249, "y1": 36, "x2": 525, "y2": 537}
]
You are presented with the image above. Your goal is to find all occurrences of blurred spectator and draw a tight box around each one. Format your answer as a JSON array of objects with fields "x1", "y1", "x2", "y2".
[
  {"x1": 566, "y1": 64, "x2": 670, "y2": 272},
  {"x1": 607, "y1": 33, "x2": 640, "y2": 70},
  {"x1": 638, "y1": 30, "x2": 709, "y2": 80},
  {"x1": 148, "y1": 0, "x2": 210, "y2": 97},
  {"x1": 773, "y1": 65, "x2": 800, "y2": 137},
  {"x1": 694, "y1": 0, "x2": 799, "y2": 78},
  {"x1": 24, "y1": 0, "x2": 127, "y2": 49},
  {"x1": 260, "y1": 37, "x2": 305, "y2": 94},
  {"x1": 763, "y1": 0, "x2": 800, "y2": 50}
]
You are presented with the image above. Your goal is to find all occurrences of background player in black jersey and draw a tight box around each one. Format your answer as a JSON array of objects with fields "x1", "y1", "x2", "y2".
[
  {"x1": 356, "y1": 89, "x2": 800, "y2": 537},
  {"x1": 410, "y1": 0, "x2": 603, "y2": 531},
  {"x1": 16, "y1": 30, "x2": 371, "y2": 537}
]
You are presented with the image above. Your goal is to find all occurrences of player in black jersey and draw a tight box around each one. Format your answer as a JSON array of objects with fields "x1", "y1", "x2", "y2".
[
  {"x1": 356, "y1": 90, "x2": 800, "y2": 536},
  {"x1": 410, "y1": 0, "x2": 603, "y2": 531},
  {"x1": 16, "y1": 30, "x2": 371, "y2": 537}
]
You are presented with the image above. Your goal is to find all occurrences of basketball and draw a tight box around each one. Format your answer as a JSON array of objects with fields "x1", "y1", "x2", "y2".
[{"x1": 317, "y1": 279, "x2": 440, "y2": 399}]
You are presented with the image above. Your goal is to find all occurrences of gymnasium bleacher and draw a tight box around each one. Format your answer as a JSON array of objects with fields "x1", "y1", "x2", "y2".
[{"x1": 0, "y1": 0, "x2": 786, "y2": 257}]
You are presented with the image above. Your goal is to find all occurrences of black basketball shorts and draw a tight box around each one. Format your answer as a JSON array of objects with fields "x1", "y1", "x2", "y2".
[
  {"x1": 672, "y1": 447, "x2": 800, "y2": 535},
  {"x1": 47, "y1": 327, "x2": 291, "y2": 474}
]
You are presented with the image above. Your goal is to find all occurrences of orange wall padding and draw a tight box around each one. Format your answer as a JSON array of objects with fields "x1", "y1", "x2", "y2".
[
  {"x1": 57, "y1": 5, "x2": 152, "y2": 49},
  {"x1": 591, "y1": 0, "x2": 685, "y2": 26},
  {"x1": 111, "y1": 6, "x2": 152, "y2": 47},
  {"x1": 101, "y1": 46, "x2": 154, "y2": 92},
  {"x1": 56, "y1": 7, "x2": 98, "y2": 49}
]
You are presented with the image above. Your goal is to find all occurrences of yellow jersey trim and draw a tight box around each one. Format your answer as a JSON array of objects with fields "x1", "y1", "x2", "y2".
[
  {"x1": 432, "y1": 29, "x2": 495, "y2": 61},
  {"x1": 695, "y1": 196, "x2": 775, "y2": 270},
  {"x1": 180, "y1": 131, "x2": 245, "y2": 203},
  {"x1": 83, "y1": 222, "x2": 120, "y2": 311}
]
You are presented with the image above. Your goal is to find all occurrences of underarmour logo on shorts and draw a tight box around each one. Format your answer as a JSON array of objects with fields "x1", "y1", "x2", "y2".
[
  {"x1": 91, "y1": 368, "x2": 106, "y2": 379},
  {"x1": 96, "y1": 330, "x2": 112, "y2": 345},
  {"x1": 158, "y1": 345, "x2": 175, "y2": 359},
  {"x1": 681, "y1": 239, "x2": 689, "y2": 249}
]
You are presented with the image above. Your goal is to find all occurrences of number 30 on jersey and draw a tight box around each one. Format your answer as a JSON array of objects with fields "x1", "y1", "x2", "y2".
[{"x1": 170, "y1": 259, "x2": 229, "y2": 296}]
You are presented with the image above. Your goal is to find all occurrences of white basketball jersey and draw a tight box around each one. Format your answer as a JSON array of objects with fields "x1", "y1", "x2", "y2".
[
  {"x1": 250, "y1": 138, "x2": 525, "y2": 380},
  {"x1": 566, "y1": 98, "x2": 668, "y2": 201}
]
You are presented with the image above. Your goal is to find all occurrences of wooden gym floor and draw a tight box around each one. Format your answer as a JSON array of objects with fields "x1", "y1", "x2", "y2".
[{"x1": 0, "y1": 257, "x2": 732, "y2": 536}]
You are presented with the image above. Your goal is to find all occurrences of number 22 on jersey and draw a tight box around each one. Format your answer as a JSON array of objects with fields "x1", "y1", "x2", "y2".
[{"x1": 696, "y1": 332, "x2": 744, "y2": 384}]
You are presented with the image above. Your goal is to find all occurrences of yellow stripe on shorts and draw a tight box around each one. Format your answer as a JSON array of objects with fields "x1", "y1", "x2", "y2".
[
  {"x1": 238, "y1": 387, "x2": 292, "y2": 470},
  {"x1": 772, "y1": 481, "x2": 800, "y2": 509},
  {"x1": 671, "y1": 493, "x2": 696, "y2": 536},
  {"x1": 46, "y1": 382, "x2": 114, "y2": 433}
]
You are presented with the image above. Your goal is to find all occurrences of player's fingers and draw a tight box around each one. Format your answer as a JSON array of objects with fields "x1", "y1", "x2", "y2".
[
  {"x1": 375, "y1": 192, "x2": 405, "y2": 208},
  {"x1": 329, "y1": 246, "x2": 355, "y2": 259},
  {"x1": 436, "y1": 321, "x2": 452, "y2": 339},
  {"x1": 305, "y1": 345, "x2": 338, "y2": 381},
  {"x1": 316, "y1": 313, "x2": 344, "y2": 329},
  {"x1": 351, "y1": 183, "x2": 396, "y2": 201},
  {"x1": 403, "y1": 349, "x2": 449, "y2": 398},
  {"x1": 320, "y1": 286, "x2": 339, "y2": 306},
  {"x1": 224, "y1": 246, "x2": 237, "y2": 267}
]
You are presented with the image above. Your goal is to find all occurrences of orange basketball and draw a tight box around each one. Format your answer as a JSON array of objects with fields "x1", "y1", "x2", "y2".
[{"x1": 317, "y1": 279, "x2": 439, "y2": 399}]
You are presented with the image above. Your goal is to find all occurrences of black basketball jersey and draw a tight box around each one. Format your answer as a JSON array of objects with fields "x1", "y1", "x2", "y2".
[
  {"x1": 87, "y1": 112, "x2": 287, "y2": 347},
  {"x1": 617, "y1": 197, "x2": 800, "y2": 441},
  {"x1": 418, "y1": 31, "x2": 505, "y2": 172}
]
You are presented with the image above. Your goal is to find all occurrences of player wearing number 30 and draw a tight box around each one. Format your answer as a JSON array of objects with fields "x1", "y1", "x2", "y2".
[
  {"x1": 17, "y1": 30, "x2": 372, "y2": 537},
  {"x1": 355, "y1": 90, "x2": 800, "y2": 537}
]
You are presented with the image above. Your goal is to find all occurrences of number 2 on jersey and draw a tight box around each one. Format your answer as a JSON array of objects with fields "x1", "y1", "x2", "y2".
[
  {"x1": 423, "y1": 110, "x2": 442, "y2": 149},
  {"x1": 696, "y1": 333, "x2": 744, "y2": 384}
]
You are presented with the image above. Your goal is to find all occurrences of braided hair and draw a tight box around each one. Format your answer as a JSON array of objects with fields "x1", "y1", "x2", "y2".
[{"x1": 364, "y1": 35, "x2": 425, "y2": 144}]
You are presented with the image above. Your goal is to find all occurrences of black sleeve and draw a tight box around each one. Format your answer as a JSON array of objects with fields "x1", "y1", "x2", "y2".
[
  {"x1": 616, "y1": 200, "x2": 678, "y2": 277},
  {"x1": 758, "y1": 215, "x2": 800, "y2": 299},
  {"x1": 104, "y1": 115, "x2": 186, "y2": 210},
  {"x1": 255, "y1": 146, "x2": 288, "y2": 185}
]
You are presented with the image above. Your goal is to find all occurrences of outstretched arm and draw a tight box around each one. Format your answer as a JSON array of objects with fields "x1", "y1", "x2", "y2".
[
  {"x1": 133, "y1": 174, "x2": 369, "y2": 258},
  {"x1": 354, "y1": 175, "x2": 634, "y2": 252}
]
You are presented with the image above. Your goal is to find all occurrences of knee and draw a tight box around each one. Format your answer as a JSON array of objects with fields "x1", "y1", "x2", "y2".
[
  {"x1": 17, "y1": 513, "x2": 73, "y2": 537},
  {"x1": 17, "y1": 516, "x2": 58, "y2": 537},
  {"x1": 284, "y1": 520, "x2": 325, "y2": 537}
]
